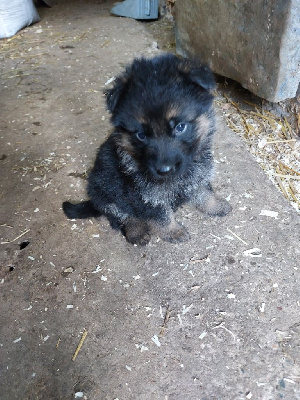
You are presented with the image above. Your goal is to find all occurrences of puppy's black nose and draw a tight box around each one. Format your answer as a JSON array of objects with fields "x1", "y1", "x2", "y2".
[{"x1": 156, "y1": 165, "x2": 172, "y2": 176}]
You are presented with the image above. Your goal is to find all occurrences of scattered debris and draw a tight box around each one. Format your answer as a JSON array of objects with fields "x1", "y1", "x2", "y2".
[
  {"x1": 227, "y1": 293, "x2": 236, "y2": 299},
  {"x1": 259, "y1": 209, "x2": 279, "y2": 218},
  {"x1": 190, "y1": 254, "x2": 209, "y2": 263},
  {"x1": 243, "y1": 248, "x2": 262, "y2": 257},
  {"x1": 259, "y1": 303, "x2": 266, "y2": 313},
  {"x1": 105, "y1": 76, "x2": 116, "y2": 86},
  {"x1": 190, "y1": 285, "x2": 201, "y2": 292},
  {"x1": 220, "y1": 234, "x2": 232, "y2": 245},
  {"x1": 199, "y1": 331, "x2": 207, "y2": 340},
  {"x1": 210, "y1": 233, "x2": 221, "y2": 241},
  {"x1": 56, "y1": 337, "x2": 61, "y2": 349},
  {"x1": 182, "y1": 304, "x2": 194, "y2": 315},
  {"x1": 212, "y1": 322, "x2": 236, "y2": 341},
  {"x1": 227, "y1": 227, "x2": 249, "y2": 245},
  {"x1": 63, "y1": 266, "x2": 75, "y2": 275},
  {"x1": 151, "y1": 335, "x2": 161, "y2": 347},
  {"x1": 135, "y1": 344, "x2": 149, "y2": 352},
  {"x1": 159, "y1": 305, "x2": 170, "y2": 336},
  {"x1": 72, "y1": 329, "x2": 88, "y2": 361},
  {"x1": 284, "y1": 378, "x2": 296, "y2": 385},
  {"x1": 256, "y1": 382, "x2": 267, "y2": 387},
  {"x1": 177, "y1": 314, "x2": 183, "y2": 327},
  {"x1": 1, "y1": 228, "x2": 30, "y2": 244},
  {"x1": 91, "y1": 265, "x2": 102, "y2": 274},
  {"x1": 159, "y1": 305, "x2": 164, "y2": 318}
]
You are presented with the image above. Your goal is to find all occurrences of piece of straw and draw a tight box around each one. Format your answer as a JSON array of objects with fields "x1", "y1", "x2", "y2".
[{"x1": 72, "y1": 330, "x2": 88, "y2": 361}]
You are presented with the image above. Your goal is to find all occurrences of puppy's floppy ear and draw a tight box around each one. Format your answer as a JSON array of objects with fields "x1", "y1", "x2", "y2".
[
  {"x1": 105, "y1": 74, "x2": 130, "y2": 113},
  {"x1": 178, "y1": 58, "x2": 216, "y2": 91},
  {"x1": 188, "y1": 65, "x2": 216, "y2": 91},
  {"x1": 105, "y1": 81, "x2": 125, "y2": 113}
]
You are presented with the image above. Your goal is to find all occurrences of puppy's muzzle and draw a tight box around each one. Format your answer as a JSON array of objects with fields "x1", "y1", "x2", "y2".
[
  {"x1": 155, "y1": 162, "x2": 180, "y2": 177},
  {"x1": 148, "y1": 138, "x2": 183, "y2": 180},
  {"x1": 149, "y1": 142, "x2": 183, "y2": 179}
]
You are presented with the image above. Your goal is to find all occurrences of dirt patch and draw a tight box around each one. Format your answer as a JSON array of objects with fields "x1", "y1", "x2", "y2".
[{"x1": 1, "y1": 2, "x2": 300, "y2": 399}]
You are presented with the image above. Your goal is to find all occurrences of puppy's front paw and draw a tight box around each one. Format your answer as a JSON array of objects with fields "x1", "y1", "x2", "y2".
[
  {"x1": 124, "y1": 218, "x2": 151, "y2": 245},
  {"x1": 162, "y1": 224, "x2": 190, "y2": 244},
  {"x1": 205, "y1": 198, "x2": 232, "y2": 217}
]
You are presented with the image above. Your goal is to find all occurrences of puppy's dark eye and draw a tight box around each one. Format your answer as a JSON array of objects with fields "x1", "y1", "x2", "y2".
[
  {"x1": 136, "y1": 132, "x2": 146, "y2": 141},
  {"x1": 175, "y1": 122, "x2": 187, "y2": 134}
]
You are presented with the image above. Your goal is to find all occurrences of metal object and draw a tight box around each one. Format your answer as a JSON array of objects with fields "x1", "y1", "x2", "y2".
[{"x1": 110, "y1": 0, "x2": 158, "y2": 20}]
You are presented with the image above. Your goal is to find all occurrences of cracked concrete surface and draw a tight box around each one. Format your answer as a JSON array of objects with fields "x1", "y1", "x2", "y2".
[{"x1": 0, "y1": 1, "x2": 300, "y2": 399}]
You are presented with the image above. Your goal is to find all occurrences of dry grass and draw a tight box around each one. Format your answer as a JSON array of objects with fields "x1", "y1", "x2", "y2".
[{"x1": 216, "y1": 93, "x2": 300, "y2": 212}]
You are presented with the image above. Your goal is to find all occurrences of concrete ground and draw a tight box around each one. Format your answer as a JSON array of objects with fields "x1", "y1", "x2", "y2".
[{"x1": 0, "y1": 1, "x2": 300, "y2": 399}]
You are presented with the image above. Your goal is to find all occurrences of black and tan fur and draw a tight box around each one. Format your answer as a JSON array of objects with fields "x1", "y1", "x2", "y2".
[{"x1": 63, "y1": 54, "x2": 231, "y2": 245}]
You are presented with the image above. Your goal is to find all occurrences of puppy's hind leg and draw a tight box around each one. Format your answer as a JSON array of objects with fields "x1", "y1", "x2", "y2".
[
  {"x1": 63, "y1": 200, "x2": 101, "y2": 219},
  {"x1": 193, "y1": 184, "x2": 232, "y2": 217}
]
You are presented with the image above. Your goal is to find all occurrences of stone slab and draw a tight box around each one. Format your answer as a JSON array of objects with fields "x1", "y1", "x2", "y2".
[{"x1": 175, "y1": 0, "x2": 300, "y2": 102}]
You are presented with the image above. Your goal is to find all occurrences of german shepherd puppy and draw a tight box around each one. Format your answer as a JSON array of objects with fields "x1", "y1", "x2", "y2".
[{"x1": 63, "y1": 54, "x2": 231, "y2": 245}]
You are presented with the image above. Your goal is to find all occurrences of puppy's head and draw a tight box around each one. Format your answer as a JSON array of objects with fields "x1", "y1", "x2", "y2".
[{"x1": 105, "y1": 54, "x2": 216, "y2": 181}]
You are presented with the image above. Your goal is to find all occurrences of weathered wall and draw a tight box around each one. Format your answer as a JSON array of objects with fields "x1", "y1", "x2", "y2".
[{"x1": 175, "y1": 0, "x2": 300, "y2": 102}]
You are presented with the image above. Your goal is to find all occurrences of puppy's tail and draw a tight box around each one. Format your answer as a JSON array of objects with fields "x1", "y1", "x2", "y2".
[{"x1": 62, "y1": 200, "x2": 101, "y2": 219}]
